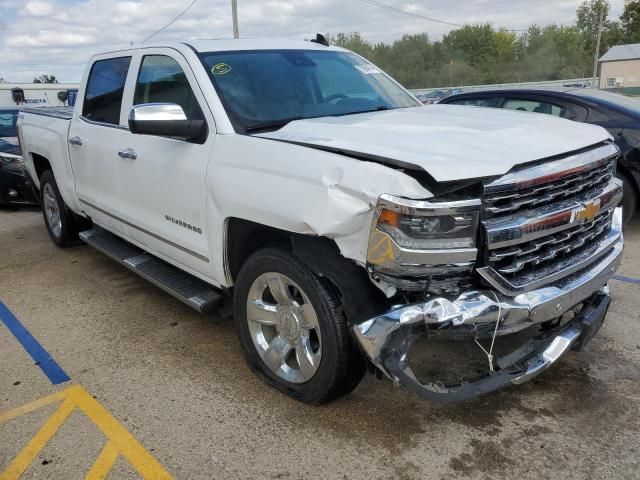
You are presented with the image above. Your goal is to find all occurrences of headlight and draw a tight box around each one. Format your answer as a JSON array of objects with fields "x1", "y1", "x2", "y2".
[
  {"x1": 377, "y1": 208, "x2": 478, "y2": 249},
  {"x1": 372, "y1": 194, "x2": 480, "y2": 250},
  {"x1": 0, "y1": 153, "x2": 25, "y2": 173},
  {"x1": 367, "y1": 194, "x2": 481, "y2": 290}
]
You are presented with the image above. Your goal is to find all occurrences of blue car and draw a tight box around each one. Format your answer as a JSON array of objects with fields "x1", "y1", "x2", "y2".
[{"x1": 0, "y1": 108, "x2": 38, "y2": 206}]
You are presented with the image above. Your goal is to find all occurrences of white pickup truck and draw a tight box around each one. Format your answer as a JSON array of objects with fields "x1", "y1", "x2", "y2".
[{"x1": 18, "y1": 38, "x2": 624, "y2": 404}]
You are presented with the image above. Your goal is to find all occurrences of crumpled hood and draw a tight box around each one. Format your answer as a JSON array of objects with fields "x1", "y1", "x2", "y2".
[{"x1": 257, "y1": 105, "x2": 612, "y2": 183}]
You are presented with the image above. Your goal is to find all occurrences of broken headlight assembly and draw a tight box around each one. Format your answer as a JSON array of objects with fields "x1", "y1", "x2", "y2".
[
  {"x1": 0, "y1": 152, "x2": 25, "y2": 174},
  {"x1": 367, "y1": 194, "x2": 481, "y2": 293}
]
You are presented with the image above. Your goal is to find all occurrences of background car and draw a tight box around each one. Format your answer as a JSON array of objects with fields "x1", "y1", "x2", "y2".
[
  {"x1": 440, "y1": 88, "x2": 640, "y2": 223},
  {"x1": 416, "y1": 89, "x2": 447, "y2": 104},
  {"x1": 0, "y1": 108, "x2": 38, "y2": 206}
]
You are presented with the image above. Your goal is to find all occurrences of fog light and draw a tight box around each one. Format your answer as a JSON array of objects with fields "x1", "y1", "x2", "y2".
[{"x1": 8, "y1": 188, "x2": 18, "y2": 198}]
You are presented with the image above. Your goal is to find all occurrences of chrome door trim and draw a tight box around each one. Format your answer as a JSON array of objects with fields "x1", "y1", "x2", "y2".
[
  {"x1": 80, "y1": 116, "x2": 130, "y2": 131},
  {"x1": 79, "y1": 198, "x2": 209, "y2": 263}
]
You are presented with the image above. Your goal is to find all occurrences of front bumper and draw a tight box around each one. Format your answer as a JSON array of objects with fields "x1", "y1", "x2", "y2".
[{"x1": 353, "y1": 208, "x2": 623, "y2": 403}]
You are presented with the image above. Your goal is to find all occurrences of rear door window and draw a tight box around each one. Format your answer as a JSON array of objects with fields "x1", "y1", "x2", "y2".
[{"x1": 82, "y1": 57, "x2": 132, "y2": 125}]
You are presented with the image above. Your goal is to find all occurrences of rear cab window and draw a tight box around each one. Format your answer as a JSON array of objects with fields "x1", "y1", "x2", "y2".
[{"x1": 82, "y1": 56, "x2": 132, "y2": 125}]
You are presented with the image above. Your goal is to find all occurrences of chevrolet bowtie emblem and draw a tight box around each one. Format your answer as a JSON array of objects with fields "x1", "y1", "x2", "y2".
[{"x1": 574, "y1": 199, "x2": 601, "y2": 222}]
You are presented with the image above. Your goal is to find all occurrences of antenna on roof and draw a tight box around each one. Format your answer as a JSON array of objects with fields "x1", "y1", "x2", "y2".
[{"x1": 310, "y1": 33, "x2": 329, "y2": 47}]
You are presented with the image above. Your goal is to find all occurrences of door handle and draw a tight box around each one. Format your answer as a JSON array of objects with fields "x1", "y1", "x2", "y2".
[
  {"x1": 68, "y1": 136, "x2": 83, "y2": 146},
  {"x1": 118, "y1": 148, "x2": 137, "y2": 160}
]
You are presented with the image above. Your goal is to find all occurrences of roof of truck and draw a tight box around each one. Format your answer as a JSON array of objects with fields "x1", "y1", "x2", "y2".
[
  {"x1": 184, "y1": 38, "x2": 345, "y2": 52},
  {"x1": 98, "y1": 38, "x2": 346, "y2": 57}
]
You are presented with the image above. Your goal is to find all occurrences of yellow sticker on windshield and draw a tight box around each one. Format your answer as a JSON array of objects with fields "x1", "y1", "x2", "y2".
[{"x1": 212, "y1": 63, "x2": 231, "y2": 75}]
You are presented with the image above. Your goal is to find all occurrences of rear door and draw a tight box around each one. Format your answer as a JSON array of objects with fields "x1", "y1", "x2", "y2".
[
  {"x1": 68, "y1": 55, "x2": 133, "y2": 235},
  {"x1": 117, "y1": 49, "x2": 216, "y2": 279}
]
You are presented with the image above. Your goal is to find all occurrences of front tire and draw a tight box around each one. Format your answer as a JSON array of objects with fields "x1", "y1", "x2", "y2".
[
  {"x1": 40, "y1": 170, "x2": 81, "y2": 248},
  {"x1": 233, "y1": 248, "x2": 365, "y2": 404}
]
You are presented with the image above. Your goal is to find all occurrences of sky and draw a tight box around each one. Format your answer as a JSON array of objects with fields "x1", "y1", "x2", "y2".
[{"x1": 0, "y1": 0, "x2": 628, "y2": 83}]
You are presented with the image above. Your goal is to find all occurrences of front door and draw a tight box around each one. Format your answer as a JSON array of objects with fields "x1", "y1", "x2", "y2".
[{"x1": 118, "y1": 50, "x2": 215, "y2": 279}]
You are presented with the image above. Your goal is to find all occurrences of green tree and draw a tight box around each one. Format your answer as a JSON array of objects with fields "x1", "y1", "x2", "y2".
[
  {"x1": 33, "y1": 74, "x2": 58, "y2": 84},
  {"x1": 381, "y1": 34, "x2": 436, "y2": 87},
  {"x1": 620, "y1": 0, "x2": 640, "y2": 43},
  {"x1": 330, "y1": 32, "x2": 373, "y2": 58},
  {"x1": 325, "y1": 0, "x2": 638, "y2": 90},
  {"x1": 576, "y1": 0, "x2": 622, "y2": 55}
]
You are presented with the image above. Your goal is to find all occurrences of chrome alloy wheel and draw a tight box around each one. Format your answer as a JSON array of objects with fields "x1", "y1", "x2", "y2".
[
  {"x1": 246, "y1": 272, "x2": 322, "y2": 383},
  {"x1": 43, "y1": 182, "x2": 62, "y2": 238}
]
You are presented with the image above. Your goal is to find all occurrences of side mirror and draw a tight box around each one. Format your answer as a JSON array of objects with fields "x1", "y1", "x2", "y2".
[{"x1": 128, "y1": 103, "x2": 205, "y2": 140}]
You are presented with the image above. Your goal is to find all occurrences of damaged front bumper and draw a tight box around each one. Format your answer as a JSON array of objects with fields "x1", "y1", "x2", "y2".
[{"x1": 353, "y1": 215, "x2": 623, "y2": 403}]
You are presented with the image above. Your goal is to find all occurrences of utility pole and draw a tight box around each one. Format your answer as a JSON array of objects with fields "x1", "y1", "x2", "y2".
[
  {"x1": 231, "y1": 0, "x2": 239, "y2": 38},
  {"x1": 449, "y1": 60, "x2": 453, "y2": 87},
  {"x1": 592, "y1": 8, "x2": 604, "y2": 88}
]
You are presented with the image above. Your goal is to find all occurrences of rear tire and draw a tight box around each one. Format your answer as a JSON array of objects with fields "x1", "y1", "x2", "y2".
[
  {"x1": 39, "y1": 170, "x2": 82, "y2": 248},
  {"x1": 618, "y1": 171, "x2": 637, "y2": 224},
  {"x1": 233, "y1": 247, "x2": 365, "y2": 404}
]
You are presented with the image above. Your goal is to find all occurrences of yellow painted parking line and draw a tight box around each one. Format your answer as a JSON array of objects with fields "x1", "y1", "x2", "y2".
[
  {"x1": 0, "y1": 389, "x2": 67, "y2": 424},
  {"x1": 0, "y1": 385, "x2": 172, "y2": 480},
  {"x1": 1, "y1": 398, "x2": 76, "y2": 479},
  {"x1": 85, "y1": 441, "x2": 119, "y2": 480}
]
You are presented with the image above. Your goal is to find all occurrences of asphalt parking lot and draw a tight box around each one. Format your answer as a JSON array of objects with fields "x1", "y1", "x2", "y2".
[{"x1": 1, "y1": 208, "x2": 639, "y2": 480}]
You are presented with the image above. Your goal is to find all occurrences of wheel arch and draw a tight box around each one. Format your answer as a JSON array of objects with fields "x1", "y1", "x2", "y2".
[
  {"x1": 31, "y1": 152, "x2": 53, "y2": 185},
  {"x1": 225, "y1": 217, "x2": 387, "y2": 326}
]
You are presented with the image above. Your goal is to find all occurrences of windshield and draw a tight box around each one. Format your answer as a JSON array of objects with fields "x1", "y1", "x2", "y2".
[
  {"x1": 0, "y1": 110, "x2": 19, "y2": 138},
  {"x1": 200, "y1": 49, "x2": 420, "y2": 132}
]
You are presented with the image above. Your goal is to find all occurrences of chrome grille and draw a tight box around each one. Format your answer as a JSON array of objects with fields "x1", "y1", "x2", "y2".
[
  {"x1": 488, "y1": 210, "x2": 612, "y2": 276},
  {"x1": 478, "y1": 143, "x2": 623, "y2": 295},
  {"x1": 484, "y1": 158, "x2": 614, "y2": 216}
]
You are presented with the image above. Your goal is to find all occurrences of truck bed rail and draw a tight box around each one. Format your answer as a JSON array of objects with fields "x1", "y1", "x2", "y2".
[{"x1": 21, "y1": 106, "x2": 74, "y2": 120}]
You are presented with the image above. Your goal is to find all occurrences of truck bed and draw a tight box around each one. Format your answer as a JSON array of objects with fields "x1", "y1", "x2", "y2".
[
  {"x1": 21, "y1": 106, "x2": 74, "y2": 120},
  {"x1": 18, "y1": 106, "x2": 77, "y2": 211}
]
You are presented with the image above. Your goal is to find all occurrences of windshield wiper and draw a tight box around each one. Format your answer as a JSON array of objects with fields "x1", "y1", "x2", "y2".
[
  {"x1": 353, "y1": 105, "x2": 390, "y2": 114},
  {"x1": 245, "y1": 117, "x2": 302, "y2": 134}
]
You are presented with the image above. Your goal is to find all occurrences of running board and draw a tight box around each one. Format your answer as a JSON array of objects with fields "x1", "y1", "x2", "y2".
[{"x1": 79, "y1": 227, "x2": 224, "y2": 313}]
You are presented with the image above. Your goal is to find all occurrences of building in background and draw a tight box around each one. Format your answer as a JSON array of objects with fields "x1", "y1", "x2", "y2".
[
  {"x1": 0, "y1": 83, "x2": 80, "y2": 108},
  {"x1": 598, "y1": 43, "x2": 640, "y2": 95}
]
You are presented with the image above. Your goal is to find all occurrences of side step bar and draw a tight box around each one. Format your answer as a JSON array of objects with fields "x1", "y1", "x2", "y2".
[{"x1": 79, "y1": 227, "x2": 225, "y2": 313}]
